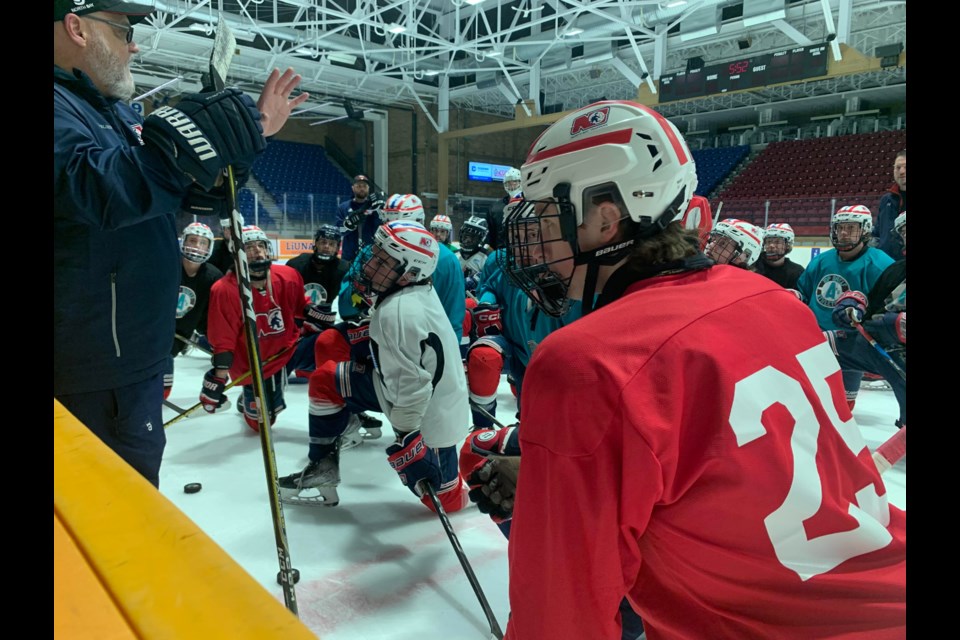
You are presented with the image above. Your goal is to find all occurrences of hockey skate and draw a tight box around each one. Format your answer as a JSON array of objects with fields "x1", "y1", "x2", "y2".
[
  {"x1": 861, "y1": 372, "x2": 892, "y2": 391},
  {"x1": 356, "y1": 411, "x2": 383, "y2": 440},
  {"x1": 340, "y1": 413, "x2": 364, "y2": 450},
  {"x1": 278, "y1": 455, "x2": 340, "y2": 506}
]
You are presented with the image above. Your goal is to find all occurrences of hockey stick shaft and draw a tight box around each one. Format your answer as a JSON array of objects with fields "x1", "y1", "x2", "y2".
[
  {"x1": 873, "y1": 427, "x2": 906, "y2": 475},
  {"x1": 211, "y1": 17, "x2": 298, "y2": 614},
  {"x1": 421, "y1": 481, "x2": 504, "y2": 640},
  {"x1": 162, "y1": 342, "x2": 296, "y2": 428},
  {"x1": 854, "y1": 323, "x2": 906, "y2": 381},
  {"x1": 470, "y1": 400, "x2": 509, "y2": 431},
  {"x1": 175, "y1": 332, "x2": 213, "y2": 356}
]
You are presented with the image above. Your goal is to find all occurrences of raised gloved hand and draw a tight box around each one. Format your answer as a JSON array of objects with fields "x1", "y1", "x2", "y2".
[
  {"x1": 469, "y1": 303, "x2": 502, "y2": 341},
  {"x1": 302, "y1": 303, "x2": 336, "y2": 334},
  {"x1": 199, "y1": 368, "x2": 228, "y2": 413},
  {"x1": 368, "y1": 191, "x2": 386, "y2": 214},
  {"x1": 832, "y1": 290, "x2": 868, "y2": 328},
  {"x1": 143, "y1": 88, "x2": 266, "y2": 190},
  {"x1": 386, "y1": 431, "x2": 442, "y2": 498}
]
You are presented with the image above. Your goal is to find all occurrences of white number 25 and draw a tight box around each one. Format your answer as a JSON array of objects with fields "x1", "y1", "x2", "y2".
[{"x1": 730, "y1": 341, "x2": 893, "y2": 581}]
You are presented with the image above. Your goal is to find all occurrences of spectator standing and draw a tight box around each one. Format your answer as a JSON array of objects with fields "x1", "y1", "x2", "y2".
[{"x1": 873, "y1": 150, "x2": 906, "y2": 259}]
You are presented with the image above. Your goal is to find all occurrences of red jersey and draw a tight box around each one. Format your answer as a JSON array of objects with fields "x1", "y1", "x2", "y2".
[
  {"x1": 207, "y1": 265, "x2": 304, "y2": 383},
  {"x1": 506, "y1": 265, "x2": 905, "y2": 639},
  {"x1": 679, "y1": 195, "x2": 713, "y2": 250}
]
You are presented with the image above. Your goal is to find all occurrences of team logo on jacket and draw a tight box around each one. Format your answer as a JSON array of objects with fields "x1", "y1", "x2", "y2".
[
  {"x1": 815, "y1": 274, "x2": 850, "y2": 309},
  {"x1": 256, "y1": 306, "x2": 285, "y2": 337},
  {"x1": 570, "y1": 107, "x2": 610, "y2": 136},
  {"x1": 304, "y1": 282, "x2": 329, "y2": 305},
  {"x1": 176, "y1": 286, "x2": 197, "y2": 318},
  {"x1": 130, "y1": 123, "x2": 144, "y2": 145}
]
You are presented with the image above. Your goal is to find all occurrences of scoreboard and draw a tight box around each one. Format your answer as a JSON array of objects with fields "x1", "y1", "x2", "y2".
[{"x1": 658, "y1": 43, "x2": 829, "y2": 102}]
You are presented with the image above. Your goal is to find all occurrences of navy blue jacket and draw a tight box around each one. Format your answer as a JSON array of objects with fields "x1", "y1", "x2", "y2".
[
  {"x1": 336, "y1": 197, "x2": 381, "y2": 263},
  {"x1": 54, "y1": 65, "x2": 193, "y2": 395},
  {"x1": 874, "y1": 184, "x2": 905, "y2": 259}
]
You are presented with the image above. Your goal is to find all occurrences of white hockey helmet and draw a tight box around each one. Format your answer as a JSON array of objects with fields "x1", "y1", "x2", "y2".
[
  {"x1": 181, "y1": 222, "x2": 215, "y2": 264},
  {"x1": 382, "y1": 193, "x2": 425, "y2": 224},
  {"x1": 501, "y1": 100, "x2": 697, "y2": 316},
  {"x1": 373, "y1": 220, "x2": 440, "y2": 284},
  {"x1": 763, "y1": 222, "x2": 795, "y2": 259},
  {"x1": 831, "y1": 204, "x2": 873, "y2": 251},
  {"x1": 503, "y1": 167, "x2": 523, "y2": 198},
  {"x1": 894, "y1": 211, "x2": 907, "y2": 236},
  {"x1": 430, "y1": 214, "x2": 453, "y2": 233},
  {"x1": 706, "y1": 218, "x2": 763, "y2": 267}
]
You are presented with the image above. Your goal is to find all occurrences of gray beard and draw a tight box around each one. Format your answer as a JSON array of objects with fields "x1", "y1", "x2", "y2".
[{"x1": 88, "y1": 33, "x2": 136, "y2": 101}]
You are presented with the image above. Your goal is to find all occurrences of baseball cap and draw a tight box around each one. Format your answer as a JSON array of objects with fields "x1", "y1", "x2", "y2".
[
  {"x1": 353, "y1": 175, "x2": 371, "y2": 185},
  {"x1": 54, "y1": 1, "x2": 156, "y2": 24}
]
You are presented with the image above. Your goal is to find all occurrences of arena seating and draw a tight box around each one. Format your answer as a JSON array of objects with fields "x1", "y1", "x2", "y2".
[
  {"x1": 691, "y1": 145, "x2": 750, "y2": 197},
  {"x1": 711, "y1": 130, "x2": 905, "y2": 235}
]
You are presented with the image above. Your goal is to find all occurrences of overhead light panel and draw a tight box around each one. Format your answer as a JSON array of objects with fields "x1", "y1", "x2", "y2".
[
  {"x1": 664, "y1": 1, "x2": 688, "y2": 7},
  {"x1": 464, "y1": 0, "x2": 487, "y2": 5},
  {"x1": 741, "y1": 0, "x2": 787, "y2": 28},
  {"x1": 423, "y1": 69, "x2": 440, "y2": 76},
  {"x1": 486, "y1": 49, "x2": 503, "y2": 57},
  {"x1": 562, "y1": 26, "x2": 584, "y2": 37},
  {"x1": 387, "y1": 23, "x2": 406, "y2": 34}
]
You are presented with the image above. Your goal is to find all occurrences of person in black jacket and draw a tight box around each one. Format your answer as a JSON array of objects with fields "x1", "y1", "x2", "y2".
[
  {"x1": 336, "y1": 175, "x2": 385, "y2": 263},
  {"x1": 754, "y1": 223, "x2": 805, "y2": 289},
  {"x1": 54, "y1": 0, "x2": 307, "y2": 487},
  {"x1": 873, "y1": 150, "x2": 906, "y2": 259},
  {"x1": 164, "y1": 222, "x2": 224, "y2": 399}
]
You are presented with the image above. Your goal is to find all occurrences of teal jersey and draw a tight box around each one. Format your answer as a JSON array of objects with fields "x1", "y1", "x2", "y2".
[
  {"x1": 796, "y1": 246, "x2": 894, "y2": 331},
  {"x1": 477, "y1": 250, "x2": 580, "y2": 367}
]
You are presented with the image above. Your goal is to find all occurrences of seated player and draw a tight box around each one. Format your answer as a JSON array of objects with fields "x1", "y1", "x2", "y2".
[
  {"x1": 430, "y1": 214, "x2": 454, "y2": 249},
  {"x1": 284, "y1": 224, "x2": 349, "y2": 381},
  {"x1": 755, "y1": 222, "x2": 805, "y2": 289},
  {"x1": 165, "y1": 222, "x2": 223, "y2": 399},
  {"x1": 704, "y1": 218, "x2": 763, "y2": 269},
  {"x1": 202, "y1": 226, "x2": 303, "y2": 432},
  {"x1": 279, "y1": 221, "x2": 470, "y2": 513},
  {"x1": 458, "y1": 215, "x2": 490, "y2": 293}
]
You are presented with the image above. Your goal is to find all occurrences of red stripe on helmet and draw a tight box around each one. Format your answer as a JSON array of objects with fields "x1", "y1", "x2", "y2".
[
  {"x1": 384, "y1": 224, "x2": 434, "y2": 257},
  {"x1": 527, "y1": 128, "x2": 634, "y2": 164}
]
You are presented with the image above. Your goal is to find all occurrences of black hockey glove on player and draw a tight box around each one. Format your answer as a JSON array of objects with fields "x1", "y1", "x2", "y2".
[
  {"x1": 342, "y1": 192, "x2": 387, "y2": 231},
  {"x1": 302, "y1": 303, "x2": 336, "y2": 335},
  {"x1": 142, "y1": 88, "x2": 266, "y2": 191}
]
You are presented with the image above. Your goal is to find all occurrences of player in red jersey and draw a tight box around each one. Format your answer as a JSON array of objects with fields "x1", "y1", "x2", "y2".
[
  {"x1": 202, "y1": 226, "x2": 304, "y2": 432},
  {"x1": 492, "y1": 101, "x2": 905, "y2": 639}
]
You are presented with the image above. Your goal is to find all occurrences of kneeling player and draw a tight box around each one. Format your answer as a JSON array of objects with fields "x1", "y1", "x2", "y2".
[{"x1": 279, "y1": 221, "x2": 470, "y2": 512}]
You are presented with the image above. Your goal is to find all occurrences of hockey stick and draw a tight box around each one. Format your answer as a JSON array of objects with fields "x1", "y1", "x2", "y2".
[
  {"x1": 210, "y1": 17, "x2": 299, "y2": 614},
  {"x1": 469, "y1": 400, "x2": 509, "y2": 431},
  {"x1": 872, "y1": 426, "x2": 906, "y2": 475},
  {"x1": 175, "y1": 332, "x2": 213, "y2": 356},
  {"x1": 162, "y1": 342, "x2": 297, "y2": 428},
  {"x1": 420, "y1": 481, "x2": 504, "y2": 640},
  {"x1": 711, "y1": 200, "x2": 723, "y2": 228},
  {"x1": 854, "y1": 323, "x2": 906, "y2": 381},
  {"x1": 163, "y1": 399, "x2": 191, "y2": 415}
]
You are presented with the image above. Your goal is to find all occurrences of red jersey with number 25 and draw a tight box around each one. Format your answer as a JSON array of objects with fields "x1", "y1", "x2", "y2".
[
  {"x1": 207, "y1": 265, "x2": 304, "y2": 383},
  {"x1": 506, "y1": 265, "x2": 905, "y2": 640}
]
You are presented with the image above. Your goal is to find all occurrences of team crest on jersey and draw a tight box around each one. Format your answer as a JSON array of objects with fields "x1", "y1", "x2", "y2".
[
  {"x1": 570, "y1": 107, "x2": 610, "y2": 136},
  {"x1": 814, "y1": 274, "x2": 850, "y2": 309},
  {"x1": 304, "y1": 282, "x2": 329, "y2": 306},
  {"x1": 176, "y1": 286, "x2": 197, "y2": 319},
  {"x1": 256, "y1": 306, "x2": 285, "y2": 337},
  {"x1": 130, "y1": 123, "x2": 144, "y2": 146}
]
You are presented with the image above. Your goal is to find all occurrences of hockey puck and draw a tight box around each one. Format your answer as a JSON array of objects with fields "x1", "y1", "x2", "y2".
[
  {"x1": 183, "y1": 482, "x2": 202, "y2": 494},
  {"x1": 277, "y1": 568, "x2": 300, "y2": 585}
]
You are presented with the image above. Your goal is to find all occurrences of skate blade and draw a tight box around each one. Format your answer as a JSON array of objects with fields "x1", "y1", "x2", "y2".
[
  {"x1": 360, "y1": 427, "x2": 382, "y2": 440},
  {"x1": 340, "y1": 436, "x2": 363, "y2": 451},
  {"x1": 279, "y1": 486, "x2": 339, "y2": 507}
]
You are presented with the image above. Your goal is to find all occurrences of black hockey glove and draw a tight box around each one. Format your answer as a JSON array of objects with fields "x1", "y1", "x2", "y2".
[
  {"x1": 302, "y1": 303, "x2": 336, "y2": 335},
  {"x1": 180, "y1": 165, "x2": 251, "y2": 219},
  {"x1": 466, "y1": 427, "x2": 520, "y2": 523},
  {"x1": 142, "y1": 88, "x2": 266, "y2": 191}
]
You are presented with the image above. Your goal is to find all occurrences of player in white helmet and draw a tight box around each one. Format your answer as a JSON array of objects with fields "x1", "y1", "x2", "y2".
[
  {"x1": 202, "y1": 226, "x2": 305, "y2": 432},
  {"x1": 430, "y1": 214, "x2": 454, "y2": 247},
  {"x1": 280, "y1": 220, "x2": 470, "y2": 514},
  {"x1": 754, "y1": 222, "x2": 804, "y2": 289},
  {"x1": 704, "y1": 218, "x2": 763, "y2": 269},
  {"x1": 503, "y1": 167, "x2": 523, "y2": 199},
  {"x1": 382, "y1": 193, "x2": 426, "y2": 224},
  {"x1": 164, "y1": 222, "x2": 224, "y2": 400},
  {"x1": 480, "y1": 101, "x2": 904, "y2": 639}
]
